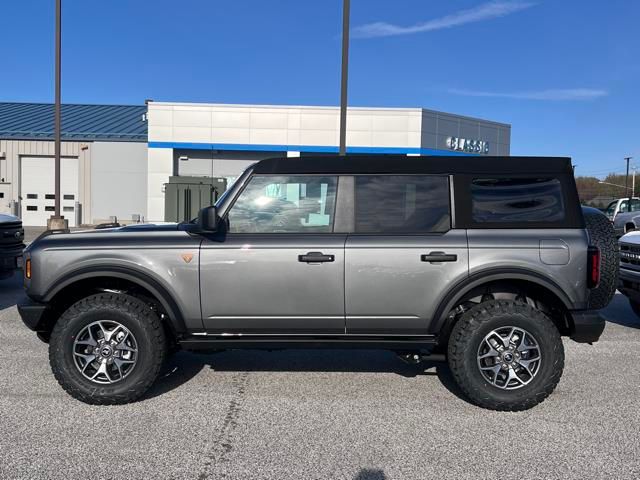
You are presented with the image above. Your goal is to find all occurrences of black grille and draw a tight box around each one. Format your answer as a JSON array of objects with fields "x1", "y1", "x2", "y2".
[
  {"x1": 620, "y1": 243, "x2": 640, "y2": 266},
  {"x1": 0, "y1": 221, "x2": 24, "y2": 248}
]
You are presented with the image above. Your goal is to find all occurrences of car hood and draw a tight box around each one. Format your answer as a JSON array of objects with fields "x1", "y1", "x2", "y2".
[
  {"x1": 620, "y1": 230, "x2": 640, "y2": 244},
  {"x1": 0, "y1": 213, "x2": 21, "y2": 224}
]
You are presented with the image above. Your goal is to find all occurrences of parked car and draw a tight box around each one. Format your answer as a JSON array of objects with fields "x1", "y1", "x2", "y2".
[
  {"x1": 0, "y1": 214, "x2": 25, "y2": 280},
  {"x1": 612, "y1": 209, "x2": 640, "y2": 237},
  {"x1": 603, "y1": 197, "x2": 640, "y2": 222},
  {"x1": 617, "y1": 231, "x2": 640, "y2": 316},
  {"x1": 18, "y1": 156, "x2": 617, "y2": 410}
]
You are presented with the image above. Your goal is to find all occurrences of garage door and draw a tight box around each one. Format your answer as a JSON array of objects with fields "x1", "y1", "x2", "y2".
[{"x1": 21, "y1": 157, "x2": 78, "y2": 227}]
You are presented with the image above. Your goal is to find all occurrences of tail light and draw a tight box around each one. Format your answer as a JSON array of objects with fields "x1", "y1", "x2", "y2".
[
  {"x1": 587, "y1": 246, "x2": 600, "y2": 288},
  {"x1": 25, "y1": 258, "x2": 31, "y2": 279}
]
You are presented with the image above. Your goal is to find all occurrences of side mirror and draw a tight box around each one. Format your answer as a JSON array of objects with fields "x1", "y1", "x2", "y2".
[{"x1": 197, "y1": 206, "x2": 219, "y2": 232}]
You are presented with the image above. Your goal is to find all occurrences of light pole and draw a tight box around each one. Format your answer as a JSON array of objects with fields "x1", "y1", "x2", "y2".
[
  {"x1": 338, "y1": 0, "x2": 350, "y2": 156},
  {"x1": 625, "y1": 156, "x2": 633, "y2": 212},
  {"x1": 48, "y1": 0, "x2": 68, "y2": 230}
]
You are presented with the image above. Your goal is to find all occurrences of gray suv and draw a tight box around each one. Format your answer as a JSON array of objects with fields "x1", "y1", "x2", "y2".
[{"x1": 18, "y1": 156, "x2": 617, "y2": 410}]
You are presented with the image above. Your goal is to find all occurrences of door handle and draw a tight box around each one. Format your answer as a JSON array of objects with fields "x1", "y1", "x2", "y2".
[
  {"x1": 421, "y1": 251, "x2": 458, "y2": 263},
  {"x1": 299, "y1": 251, "x2": 335, "y2": 263}
]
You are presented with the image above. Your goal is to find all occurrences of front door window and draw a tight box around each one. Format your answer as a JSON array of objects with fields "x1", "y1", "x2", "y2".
[{"x1": 227, "y1": 175, "x2": 338, "y2": 233}]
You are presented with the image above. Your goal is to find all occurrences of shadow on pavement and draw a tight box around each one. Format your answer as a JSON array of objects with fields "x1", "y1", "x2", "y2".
[
  {"x1": 354, "y1": 469, "x2": 387, "y2": 480},
  {"x1": 601, "y1": 293, "x2": 640, "y2": 329},
  {"x1": 0, "y1": 271, "x2": 26, "y2": 311},
  {"x1": 144, "y1": 348, "x2": 468, "y2": 404}
]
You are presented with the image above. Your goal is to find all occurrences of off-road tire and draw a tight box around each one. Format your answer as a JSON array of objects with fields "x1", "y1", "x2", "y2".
[
  {"x1": 49, "y1": 293, "x2": 166, "y2": 405},
  {"x1": 582, "y1": 206, "x2": 618, "y2": 310},
  {"x1": 448, "y1": 300, "x2": 564, "y2": 411},
  {"x1": 629, "y1": 300, "x2": 640, "y2": 319}
]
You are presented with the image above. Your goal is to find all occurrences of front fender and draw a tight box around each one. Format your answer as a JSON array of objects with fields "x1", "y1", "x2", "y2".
[{"x1": 38, "y1": 265, "x2": 190, "y2": 334}]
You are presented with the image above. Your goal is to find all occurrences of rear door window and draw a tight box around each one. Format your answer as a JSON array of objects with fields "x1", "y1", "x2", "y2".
[
  {"x1": 354, "y1": 175, "x2": 450, "y2": 233},
  {"x1": 471, "y1": 177, "x2": 565, "y2": 223}
]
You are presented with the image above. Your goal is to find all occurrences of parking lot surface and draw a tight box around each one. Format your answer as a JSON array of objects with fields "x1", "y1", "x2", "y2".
[{"x1": 1, "y1": 271, "x2": 639, "y2": 480}]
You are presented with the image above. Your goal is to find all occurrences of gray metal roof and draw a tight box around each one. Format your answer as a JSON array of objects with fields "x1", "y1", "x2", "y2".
[{"x1": 0, "y1": 102, "x2": 147, "y2": 142}]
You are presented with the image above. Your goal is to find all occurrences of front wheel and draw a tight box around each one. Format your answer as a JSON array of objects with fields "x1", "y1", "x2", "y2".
[
  {"x1": 49, "y1": 293, "x2": 167, "y2": 405},
  {"x1": 448, "y1": 300, "x2": 564, "y2": 411}
]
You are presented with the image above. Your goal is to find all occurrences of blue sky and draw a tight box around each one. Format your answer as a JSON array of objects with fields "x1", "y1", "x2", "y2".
[{"x1": 1, "y1": 0, "x2": 638, "y2": 177}]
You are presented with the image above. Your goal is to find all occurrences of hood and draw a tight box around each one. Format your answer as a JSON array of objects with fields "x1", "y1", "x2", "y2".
[
  {"x1": 620, "y1": 230, "x2": 640, "y2": 244},
  {"x1": 0, "y1": 213, "x2": 21, "y2": 225}
]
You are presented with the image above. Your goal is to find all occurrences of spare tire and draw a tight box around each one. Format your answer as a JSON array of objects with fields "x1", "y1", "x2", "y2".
[{"x1": 582, "y1": 206, "x2": 618, "y2": 309}]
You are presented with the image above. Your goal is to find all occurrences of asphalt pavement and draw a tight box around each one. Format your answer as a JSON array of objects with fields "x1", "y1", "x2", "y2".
[{"x1": 1, "y1": 271, "x2": 639, "y2": 479}]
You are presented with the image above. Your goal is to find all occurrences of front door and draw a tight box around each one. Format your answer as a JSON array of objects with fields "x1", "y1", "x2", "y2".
[
  {"x1": 200, "y1": 174, "x2": 346, "y2": 334},
  {"x1": 345, "y1": 175, "x2": 469, "y2": 335}
]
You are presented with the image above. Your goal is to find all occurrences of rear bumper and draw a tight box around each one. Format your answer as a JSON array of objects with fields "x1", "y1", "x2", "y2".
[{"x1": 570, "y1": 310, "x2": 606, "y2": 343}]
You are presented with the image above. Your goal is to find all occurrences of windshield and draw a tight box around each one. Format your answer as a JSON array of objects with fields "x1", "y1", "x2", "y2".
[{"x1": 604, "y1": 201, "x2": 617, "y2": 217}]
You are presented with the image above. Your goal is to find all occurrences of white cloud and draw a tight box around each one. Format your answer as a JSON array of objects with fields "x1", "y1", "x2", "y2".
[
  {"x1": 447, "y1": 88, "x2": 609, "y2": 100},
  {"x1": 351, "y1": 1, "x2": 536, "y2": 39}
]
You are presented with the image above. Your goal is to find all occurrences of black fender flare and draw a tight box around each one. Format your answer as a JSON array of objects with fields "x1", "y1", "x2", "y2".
[
  {"x1": 39, "y1": 266, "x2": 187, "y2": 335},
  {"x1": 429, "y1": 267, "x2": 575, "y2": 335}
]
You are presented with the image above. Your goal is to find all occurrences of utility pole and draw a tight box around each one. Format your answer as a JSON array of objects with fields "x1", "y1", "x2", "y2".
[
  {"x1": 48, "y1": 0, "x2": 68, "y2": 230},
  {"x1": 338, "y1": 0, "x2": 350, "y2": 156},
  {"x1": 625, "y1": 156, "x2": 633, "y2": 212}
]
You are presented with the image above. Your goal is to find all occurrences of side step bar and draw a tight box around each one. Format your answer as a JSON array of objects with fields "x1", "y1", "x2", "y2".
[{"x1": 178, "y1": 334, "x2": 438, "y2": 351}]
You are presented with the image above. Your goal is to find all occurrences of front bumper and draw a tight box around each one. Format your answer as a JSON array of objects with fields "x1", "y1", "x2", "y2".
[
  {"x1": 0, "y1": 244, "x2": 24, "y2": 273},
  {"x1": 17, "y1": 299, "x2": 53, "y2": 341},
  {"x1": 618, "y1": 267, "x2": 640, "y2": 303},
  {"x1": 569, "y1": 310, "x2": 606, "y2": 343}
]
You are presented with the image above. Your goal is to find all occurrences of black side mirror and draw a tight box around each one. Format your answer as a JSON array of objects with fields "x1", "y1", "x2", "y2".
[{"x1": 198, "y1": 206, "x2": 219, "y2": 232}]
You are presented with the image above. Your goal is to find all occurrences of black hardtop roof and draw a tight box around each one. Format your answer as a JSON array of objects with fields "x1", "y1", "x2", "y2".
[{"x1": 252, "y1": 155, "x2": 573, "y2": 175}]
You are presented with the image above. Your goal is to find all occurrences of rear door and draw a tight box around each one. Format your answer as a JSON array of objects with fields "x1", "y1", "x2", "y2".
[{"x1": 345, "y1": 175, "x2": 469, "y2": 335}]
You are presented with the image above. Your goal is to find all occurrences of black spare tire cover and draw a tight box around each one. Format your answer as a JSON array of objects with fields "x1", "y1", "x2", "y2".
[{"x1": 582, "y1": 206, "x2": 618, "y2": 310}]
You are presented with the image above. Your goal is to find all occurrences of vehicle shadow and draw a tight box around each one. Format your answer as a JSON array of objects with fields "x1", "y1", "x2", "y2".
[
  {"x1": 0, "y1": 271, "x2": 27, "y2": 311},
  {"x1": 354, "y1": 468, "x2": 387, "y2": 480},
  {"x1": 144, "y1": 348, "x2": 468, "y2": 404},
  {"x1": 601, "y1": 293, "x2": 640, "y2": 329}
]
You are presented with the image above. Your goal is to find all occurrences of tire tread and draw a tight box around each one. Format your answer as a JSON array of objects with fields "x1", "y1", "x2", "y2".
[{"x1": 49, "y1": 293, "x2": 166, "y2": 405}]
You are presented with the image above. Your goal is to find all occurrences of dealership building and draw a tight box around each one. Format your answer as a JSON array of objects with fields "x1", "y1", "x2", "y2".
[{"x1": 0, "y1": 101, "x2": 511, "y2": 225}]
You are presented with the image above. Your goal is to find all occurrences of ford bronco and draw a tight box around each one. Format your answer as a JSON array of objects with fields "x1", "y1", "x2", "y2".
[{"x1": 18, "y1": 156, "x2": 617, "y2": 410}]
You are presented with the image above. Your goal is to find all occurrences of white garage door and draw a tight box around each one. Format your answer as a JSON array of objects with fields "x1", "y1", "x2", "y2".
[{"x1": 21, "y1": 157, "x2": 79, "y2": 227}]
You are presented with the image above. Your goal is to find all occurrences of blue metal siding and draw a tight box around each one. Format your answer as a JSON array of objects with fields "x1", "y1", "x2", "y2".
[{"x1": 0, "y1": 103, "x2": 147, "y2": 142}]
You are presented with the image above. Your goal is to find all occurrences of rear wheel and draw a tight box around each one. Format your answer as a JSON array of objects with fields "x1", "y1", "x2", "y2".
[
  {"x1": 49, "y1": 293, "x2": 167, "y2": 405},
  {"x1": 448, "y1": 300, "x2": 564, "y2": 411}
]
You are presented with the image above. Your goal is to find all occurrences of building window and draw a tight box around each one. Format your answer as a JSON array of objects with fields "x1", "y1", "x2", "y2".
[
  {"x1": 227, "y1": 175, "x2": 338, "y2": 233},
  {"x1": 26, "y1": 206, "x2": 37, "y2": 211},
  {"x1": 26, "y1": 194, "x2": 37, "y2": 199},
  {"x1": 355, "y1": 175, "x2": 450, "y2": 233},
  {"x1": 45, "y1": 206, "x2": 55, "y2": 211},
  {"x1": 63, "y1": 206, "x2": 74, "y2": 212},
  {"x1": 45, "y1": 194, "x2": 55, "y2": 200},
  {"x1": 471, "y1": 178, "x2": 565, "y2": 223},
  {"x1": 63, "y1": 194, "x2": 75, "y2": 200}
]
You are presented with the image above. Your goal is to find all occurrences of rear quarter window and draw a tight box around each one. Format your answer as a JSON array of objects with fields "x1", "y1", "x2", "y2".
[{"x1": 471, "y1": 177, "x2": 565, "y2": 223}]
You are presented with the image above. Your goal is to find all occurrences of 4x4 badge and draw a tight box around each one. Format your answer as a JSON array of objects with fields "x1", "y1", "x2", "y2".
[{"x1": 181, "y1": 253, "x2": 194, "y2": 264}]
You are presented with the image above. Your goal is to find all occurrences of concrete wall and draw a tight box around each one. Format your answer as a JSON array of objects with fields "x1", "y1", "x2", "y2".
[
  {"x1": 90, "y1": 142, "x2": 147, "y2": 223},
  {"x1": 175, "y1": 149, "x2": 272, "y2": 181}
]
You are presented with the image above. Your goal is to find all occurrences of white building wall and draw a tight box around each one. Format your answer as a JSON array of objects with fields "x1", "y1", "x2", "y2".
[{"x1": 146, "y1": 101, "x2": 510, "y2": 222}]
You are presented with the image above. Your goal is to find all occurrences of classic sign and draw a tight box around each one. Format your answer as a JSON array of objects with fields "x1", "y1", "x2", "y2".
[{"x1": 446, "y1": 137, "x2": 490, "y2": 154}]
